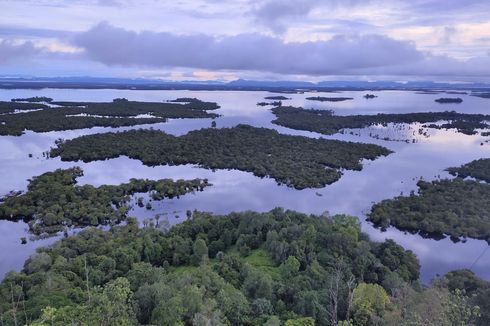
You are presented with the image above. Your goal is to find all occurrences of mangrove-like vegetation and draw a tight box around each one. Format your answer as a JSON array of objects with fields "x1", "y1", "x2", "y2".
[
  {"x1": 257, "y1": 101, "x2": 282, "y2": 106},
  {"x1": 50, "y1": 125, "x2": 392, "y2": 189},
  {"x1": 364, "y1": 94, "x2": 378, "y2": 99},
  {"x1": 447, "y1": 158, "x2": 490, "y2": 182},
  {"x1": 0, "y1": 167, "x2": 210, "y2": 234},
  {"x1": 272, "y1": 106, "x2": 490, "y2": 136},
  {"x1": 264, "y1": 96, "x2": 290, "y2": 100},
  {"x1": 306, "y1": 96, "x2": 354, "y2": 102},
  {"x1": 368, "y1": 177, "x2": 490, "y2": 242},
  {"x1": 0, "y1": 101, "x2": 48, "y2": 114},
  {"x1": 435, "y1": 98, "x2": 463, "y2": 104},
  {"x1": 0, "y1": 98, "x2": 219, "y2": 136},
  {"x1": 11, "y1": 96, "x2": 53, "y2": 103}
]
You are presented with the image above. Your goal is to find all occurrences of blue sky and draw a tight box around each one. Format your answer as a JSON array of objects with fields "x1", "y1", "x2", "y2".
[{"x1": 1, "y1": 0, "x2": 490, "y2": 81}]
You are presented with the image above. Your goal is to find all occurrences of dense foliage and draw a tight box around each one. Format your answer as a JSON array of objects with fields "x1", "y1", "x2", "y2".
[
  {"x1": 305, "y1": 97, "x2": 353, "y2": 102},
  {"x1": 50, "y1": 125, "x2": 392, "y2": 189},
  {"x1": 0, "y1": 98, "x2": 219, "y2": 136},
  {"x1": 368, "y1": 178, "x2": 490, "y2": 242},
  {"x1": 0, "y1": 208, "x2": 426, "y2": 325},
  {"x1": 447, "y1": 158, "x2": 490, "y2": 182},
  {"x1": 272, "y1": 106, "x2": 490, "y2": 135},
  {"x1": 0, "y1": 167, "x2": 209, "y2": 234}
]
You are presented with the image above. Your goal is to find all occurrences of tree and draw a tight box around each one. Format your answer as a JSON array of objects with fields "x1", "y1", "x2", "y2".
[
  {"x1": 242, "y1": 270, "x2": 273, "y2": 300},
  {"x1": 351, "y1": 283, "x2": 390, "y2": 326},
  {"x1": 443, "y1": 289, "x2": 480, "y2": 326},
  {"x1": 217, "y1": 284, "x2": 251, "y2": 325},
  {"x1": 280, "y1": 256, "x2": 300, "y2": 279},
  {"x1": 24, "y1": 253, "x2": 52, "y2": 274},
  {"x1": 285, "y1": 317, "x2": 315, "y2": 326},
  {"x1": 191, "y1": 239, "x2": 209, "y2": 266},
  {"x1": 332, "y1": 215, "x2": 361, "y2": 241}
]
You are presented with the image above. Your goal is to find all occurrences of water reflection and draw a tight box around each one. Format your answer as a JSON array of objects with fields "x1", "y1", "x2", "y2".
[{"x1": 0, "y1": 89, "x2": 489, "y2": 283}]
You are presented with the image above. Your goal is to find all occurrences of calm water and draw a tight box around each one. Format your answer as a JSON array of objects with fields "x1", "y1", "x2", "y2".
[{"x1": 0, "y1": 88, "x2": 489, "y2": 284}]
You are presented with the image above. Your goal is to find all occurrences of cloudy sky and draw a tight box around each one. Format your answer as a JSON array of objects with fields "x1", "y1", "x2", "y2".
[{"x1": 1, "y1": 0, "x2": 490, "y2": 81}]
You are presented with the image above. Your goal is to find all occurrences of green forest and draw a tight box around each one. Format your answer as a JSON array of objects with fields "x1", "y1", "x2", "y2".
[
  {"x1": 0, "y1": 98, "x2": 219, "y2": 136},
  {"x1": 2, "y1": 207, "x2": 488, "y2": 326},
  {"x1": 49, "y1": 125, "x2": 392, "y2": 189},
  {"x1": 0, "y1": 167, "x2": 210, "y2": 235},
  {"x1": 272, "y1": 106, "x2": 490, "y2": 135}
]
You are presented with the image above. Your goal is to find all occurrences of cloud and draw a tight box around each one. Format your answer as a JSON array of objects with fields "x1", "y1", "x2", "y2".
[
  {"x1": 0, "y1": 40, "x2": 42, "y2": 63},
  {"x1": 74, "y1": 22, "x2": 425, "y2": 76},
  {"x1": 250, "y1": 0, "x2": 367, "y2": 33}
]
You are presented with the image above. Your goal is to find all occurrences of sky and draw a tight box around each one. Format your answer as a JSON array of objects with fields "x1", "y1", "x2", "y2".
[{"x1": 0, "y1": 0, "x2": 490, "y2": 82}]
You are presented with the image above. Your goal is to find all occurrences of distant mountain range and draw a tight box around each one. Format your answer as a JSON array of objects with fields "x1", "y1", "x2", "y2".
[{"x1": 1, "y1": 76, "x2": 489, "y2": 90}]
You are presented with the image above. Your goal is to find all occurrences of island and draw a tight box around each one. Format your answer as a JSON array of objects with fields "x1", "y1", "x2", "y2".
[
  {"x1": 306, "y1": 96, "x2": 354, "y2": 102},
  {"x1": 472, "y1": 92, "x2": 490, "y2": 99},
  {"x1": 49, "y1": 125, "x2": 392, "y2": 189},
  {"x1": 11, "y1": 96, "x2": 54, "y2": 103},
  {"x1": 257, "y1": 101, "x2": 282, "y2": 106},
  {"x1": 271, "y1": 106, "x2": 490, "y2": 136},
  {"x1": 166, "y1": 97, "x2": 221, "y2": 109},
  {"x1": 0, "y1": 167, "x2": 210, "y2": 235},
  {"x1": 434, "y1": 97, "x2": 463, "y2": 104},
  {"x1": 447, "y1": 158, "x2": 490, "y2": 183},
  {"x1": 0, "y1": 101, "x2": 48, "y2": 114},
  {"x1": 368, "y1": 159, "x2": 490, "y2": 243},
  {"x1": 363, "y1": 94, "x2": 377, "y2": 99},
  {"x1": 0, "y1": 98, "x2": 220, "y2": 136},
  {"x1": 264, "y1": 95, "x2": 290, "y2": 100}
]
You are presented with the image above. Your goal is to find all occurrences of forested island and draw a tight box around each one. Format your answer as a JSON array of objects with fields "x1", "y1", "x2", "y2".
[
  {"x1": 257, "y1": 101, "x2": 282, "y2": 106},
  {"x1": 264, "y1": 96, "x2": 290, "y2": 100},
  {"x1": 447, "y1": 158, "x2": 490, "y2": 182},
  {"x1": 0, "y1": 167, "x2": 210, "y2": 235},
  {"x1": 11, "y1": 96, "x2": 54, "y2": 103},
  {"x1": 364, "y1": 94, "x2": 377, "y2": 99},
  {"x1": 471, "y1": 93, "x2": 490, "y2": 99},
  {"x1": 435, "y1": 98, "x2": 463, "y2": 104},
  {"x1": 166, "y1": 98, "x2": 220, "y2": 109},
  {"x1": 272, "y1": 106, "x2": 490, "y2": 136},
  {"x1": 0, "y1": 98, "x2": 219, "y2": 136},
  {"x1": 49, "y1": 125, "x2": 391, "y2": 189},
  {"x1": 306, "y1": 96, "x2": 354, "y2": 102},
  {"x1": 369, "y1": 159, "x2": 490, "y2": 242},
  {"x1": 0, "y1": 101, "x2": 48, "y2": 114}
]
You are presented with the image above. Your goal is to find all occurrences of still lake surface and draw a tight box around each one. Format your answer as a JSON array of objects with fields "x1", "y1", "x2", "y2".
[{"x1": 0, "y1": 88, "x2": 489, "y2": 284}]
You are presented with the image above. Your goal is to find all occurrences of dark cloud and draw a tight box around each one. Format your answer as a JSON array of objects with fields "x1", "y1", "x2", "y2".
[
  {"x1": 74, "y1": 22, "x2": 424, "y2": 76},
  {"x1": 0, "y1": 40, "x2": 41, "y2": 64}
]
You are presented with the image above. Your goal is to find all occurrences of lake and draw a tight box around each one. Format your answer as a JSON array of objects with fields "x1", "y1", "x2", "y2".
[{"x1": 0, "y1": 88, "x2": 489, "y2": 284}]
